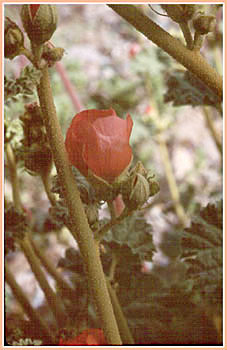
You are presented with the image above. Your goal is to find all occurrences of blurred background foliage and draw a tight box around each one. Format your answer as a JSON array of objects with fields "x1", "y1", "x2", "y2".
[{"x1": 4, "y1": 4, "x2": 223, "y2": 345}]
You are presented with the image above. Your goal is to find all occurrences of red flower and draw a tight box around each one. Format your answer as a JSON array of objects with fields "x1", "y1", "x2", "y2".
[
  {"x1": 59, "y1": 328, "x2": 107, "y2": 346},
  {"x1": 65, "y1": 108, "x2": 133, "y2": 183},
  {"x1": 29, "y1": 5, "x2": 40, "y2": 19}
]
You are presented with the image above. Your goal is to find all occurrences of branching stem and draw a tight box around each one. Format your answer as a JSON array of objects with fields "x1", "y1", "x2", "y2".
[
  {"x1": 5, "y1": 262, "x2": 55, "y2": 345},
  {"x1": 108, "y1": 5, "x2": 222, "y2": 101}
]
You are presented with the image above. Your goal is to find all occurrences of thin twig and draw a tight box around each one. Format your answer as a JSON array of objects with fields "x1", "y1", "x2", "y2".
[
  {"x1": 203, "y1": 106, "x2": 222, "y2": 156},
  {"x1": 157, "y1": 134, "x2": 188, "y2": 227},
  {"x1": 5, "y1": 262, "x2": 55, "y2": 345}
]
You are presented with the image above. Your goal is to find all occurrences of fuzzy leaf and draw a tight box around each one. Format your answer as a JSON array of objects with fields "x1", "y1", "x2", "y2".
[
  {"x1": 164, "y1": 70, "x2": 220, "y2": 107},
  {"x1": 4, "y1": 65, "x2": 42, "y2": 103},
  {"x1": 103, "y1": 213, "x2": 155, "y2": 261},
  {"x1": 181, "y1": 200, "x2": 223, "y2": 305}
]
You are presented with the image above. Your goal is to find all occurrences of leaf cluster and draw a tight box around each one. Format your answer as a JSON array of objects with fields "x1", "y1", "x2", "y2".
[
  {"x1": 181, "y1": 200, "x2": 223, "y2": 307},
  {"x1": 120, "y1": 200, "x2": 222, "y2": 344},
  {"x1": 4, "y1": 65, "x2": 41, "y2": 103}
]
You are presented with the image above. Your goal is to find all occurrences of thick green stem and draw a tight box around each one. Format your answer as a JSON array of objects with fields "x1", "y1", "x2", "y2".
[
  {"x1": 108, "y1": 5, "x2": 222, "y2": 101},
  {"x1": 36, "y1": 66, "x2": 121, "y2": 345},
  {"x1": 5, "y1": 262, "x2": 55, "y2": 344},
  {"x1": 20, "y1": 235, "x2": 66, "y2": 329}
]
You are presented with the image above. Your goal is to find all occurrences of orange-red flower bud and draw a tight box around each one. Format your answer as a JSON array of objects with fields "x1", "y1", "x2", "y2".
[
  {"x1": 21, "y1": 4, "x2": 57, "y2": 45},
  {"x1": 59, "y1": 328, "x2": 107, "y2": 345},
  {"x1": 65, "y1": 108, "x2": 133, "y2": 183}
]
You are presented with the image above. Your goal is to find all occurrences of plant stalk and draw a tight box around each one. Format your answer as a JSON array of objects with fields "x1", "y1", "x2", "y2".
[
  {"x1": 36, "y1": 65, "x2": 122, "y2": 345},
  {"x1": 108, "y1": 5, "x2": 222, "y2": 101},
  {"x1": 157, "y1": 134, "x2": 188, "y2": 226},
  {"x1": 106, "y1": 279, "x2": 134, "y2": 344}
]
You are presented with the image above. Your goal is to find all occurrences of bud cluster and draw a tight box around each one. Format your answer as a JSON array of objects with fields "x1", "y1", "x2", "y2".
[
  {"x1": 19, "y1": 103, "x2": 52, "y2": 176},
  {"x1": 85, "y1": 161, "x2": 159, "y2": 211},
  {"x1": 161, "y1": 5, "x2": 196, "y2": 24}
]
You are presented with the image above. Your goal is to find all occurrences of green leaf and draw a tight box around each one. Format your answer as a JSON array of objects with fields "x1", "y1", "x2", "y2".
[
  {"x1": 181, "y1": 200, "x2": 223, "y2": 305},
  {"x1": 4, "y1": 64, "x2": 41, "y2": 103},
  {"x1": 164, "y1": 70, "x2": 220, "y2": 107},
  {"x1": 103, "y1": 213, "x2": 155, "y2": 261}
]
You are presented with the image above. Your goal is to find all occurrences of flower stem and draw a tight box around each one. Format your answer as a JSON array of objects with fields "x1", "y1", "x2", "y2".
[
  {"x1": 203, "y1": 106, "x2": 222, "y2": 156},
  {"x1": 19, "y1": 234, "x2": 66, "y2": 329},
  {"x1": 6, "y1": 142, "x2": 67, "y2": 330},
  {"x1": 108, "y1": 5, "x2": 222, "y2": 101},
  {"x1": 5, "y1": 262, "x2": 55, "y2": 344},
  {"x1": 36, "y1": 65, "x2": 122, "y2": 345},
  {"x1": 179, "y1": 22, "x2": 193, "y2": 49},
  {"x1": 106, "y1": 279, "x2": 134, "y2": 344},
  {"x1": 29, "y1": 236, "x2": 75, "y2": 299},
  {"x1": 157, "y1": 134, "x2": 188, "y2": 227},
  {"x1": 6, "y1": 144, "x2": 23, "y2": 212},
  {"x1": 95, "y1": 208, "x2": 132, "y2": 242},
  {"x1": 41, "y1": 170, "x2": 56, "y2": 206}
]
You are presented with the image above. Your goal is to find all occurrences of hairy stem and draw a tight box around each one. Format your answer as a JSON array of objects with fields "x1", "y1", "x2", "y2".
[
  {"x1": 203, "y1": 106, "x2": 222, "y2": 156},
  {"x1": 29, "y1": 236, "x2": 75, "y2": 299},
  {"x1": 157, "y1": 134, "x2": 188, "y2": 226},
  {"x1": 5, "y1": 262, "x2": 55, "y2": 344},
  {"x1": 95, "y1": 208, "x2": 132, "y2": 242},
  {"x1": 36, "y1": 66, "x2": 121, "y2": 345},
  {"x1": 106, "y1": 279, "x2": 134, "y2": 344},
  {"x1": 41, "y1": 171, "x2": 56, "y2": 206},
  {"x1": 108, "y1": 5, "x2": 222, "y2": 101},
  {"x1": 179, "y1": 22, "x2": 193, "y2": 49},
  {"x1": 20, "y1": 235, "x2": 66, "y2": 329},
  {"x1": 6, "y1": 144, "x2": 23, "y2": 212}
]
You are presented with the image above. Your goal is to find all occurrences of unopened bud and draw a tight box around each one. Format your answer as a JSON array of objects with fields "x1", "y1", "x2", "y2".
[
  {"x1": 193, "y1": 15, "x2": 216, "y2": 35},
  {"x1": 24, "y1": 144, "x2": 52, "y2": 176},
  {"x1": 128, "y1": 173, "x2": 150, "y2": 209},
  {"x1": 21, "y1": 4, "x2": 57, "y2": 45},
  {"x1": 4, "y1": 17, "x2": 24, "y2": 59},
  {"x1": 85, "y1": 204, "x2": 99, "y2": 226},
  {"x1": 161, "y1": 5, "x2": 196, "y2": 23},
  {"x1": 42, "y1": 46, "x2": 65, "y2": 67}
]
